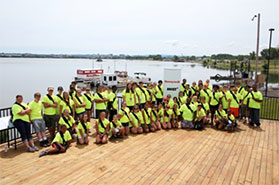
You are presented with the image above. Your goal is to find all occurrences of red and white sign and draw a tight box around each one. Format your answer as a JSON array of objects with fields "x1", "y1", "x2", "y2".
[{"x1": 77, "y1": 69, "x2": 104, "y2": 78}]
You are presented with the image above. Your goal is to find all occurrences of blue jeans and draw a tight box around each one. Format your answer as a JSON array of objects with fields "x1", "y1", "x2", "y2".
[
  {"x1": 249, "y1": 108, "x2": 260, "y2": 126},
  {"x1": 13, "y1": 119, "x2": 32, "y2": 142}
]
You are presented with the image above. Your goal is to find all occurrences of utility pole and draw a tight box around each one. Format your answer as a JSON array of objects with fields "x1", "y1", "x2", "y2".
[
  {"x1": 265, "y1": 28, "x2": 275, "y2": 96},
  {"x1": 252, "y1": 13, "x2": 260, "y2": 81}
]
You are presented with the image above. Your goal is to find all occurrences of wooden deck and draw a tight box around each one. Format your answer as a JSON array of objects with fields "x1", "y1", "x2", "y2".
[{"x1": 0, "y1": 119, "x2": 278, "y2": 185}]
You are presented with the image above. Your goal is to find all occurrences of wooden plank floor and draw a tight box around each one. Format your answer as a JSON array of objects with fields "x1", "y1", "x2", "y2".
[{"x1": 0, "y1": 119, "x2": 278, "y2": 185}]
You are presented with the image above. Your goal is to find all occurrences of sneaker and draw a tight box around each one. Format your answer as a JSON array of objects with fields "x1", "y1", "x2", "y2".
[
  {"x1": 39, "y1": 151, "x2": 48, "y2": 158},
  {"x1": 44, "y1": 140, "x2": 50, "y2": 147},
  {"x1": 117, "y1": 135, "x2": 124, "y2": 139},
  {"x1": 39, "y1": 141, "x2": 45, "y2": 147},
  {"x1": 32, "y1": 145, "x2": 39, "y2": 151},
  {"x1": 27, "y1": 147, "x2": 35, "y2": 153}
]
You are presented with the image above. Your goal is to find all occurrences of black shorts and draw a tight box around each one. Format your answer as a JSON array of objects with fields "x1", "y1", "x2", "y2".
[
  {"x1": 210, "y1": 104, "x2": 219, "y2": 113},
  {"x1": 141, "y1": 124, "x2": 151, "y2": 130},
  {"x1": 127, "y1": 106, "x2": 134, "y2": 111},
  {"x1": 139, "y1": 103, "x2": 145, "y2": 109},
  {"x1": 122, "y1": 122, "x2": 130, "y2": 127}
]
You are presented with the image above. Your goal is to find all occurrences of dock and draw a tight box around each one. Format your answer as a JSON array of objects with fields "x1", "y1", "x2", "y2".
[{"x1": 0, "y1": 119, "x2": 278, "y2": 185}]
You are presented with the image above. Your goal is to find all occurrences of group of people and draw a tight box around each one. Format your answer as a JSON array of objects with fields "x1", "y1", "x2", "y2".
[{"x1": 10, "y1": 79, "x2": 263, "y2": 157}]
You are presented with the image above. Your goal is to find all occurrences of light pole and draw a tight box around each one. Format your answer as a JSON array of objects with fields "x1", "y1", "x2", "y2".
[
  {"x1": 265, "y1": 28, "x2": 275, "y2": 96},
  {"x1": 252, "y1": 13, "x2": 260, "y2": 81}
]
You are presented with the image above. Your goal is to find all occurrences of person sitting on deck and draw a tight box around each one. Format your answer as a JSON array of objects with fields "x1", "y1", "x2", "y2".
[
  {"x1": 172, "y1": 104, "x2": 180, "y2": 128},
  {"x1": 110, "y1": 114, "x2": 125, "y2": 139},
  {"x1": 129, "y1": 105, "x2": 144, "y2": 134},
  {"x1": 194, "y1": 103, "x2": 207, "y2": 130},
  {"x1": 159, "y1": 104, "x2": 173, "y2": 129},
  {"x1": 214, "y1": 104, "x2": 228, "y2": 129},
  {"x1": 96, "y1": 112, "x2": 110, "y2": 144},
  {"x1": 142, "y1": 102, "x2": 156, "y2": 132},
  {"x1": 118, "y1": 101, "x2": 132, "y2": 136},
  {"x1": 150, "y1": 104, "x2": 161, "y2": 130},
  {"x1": 226, "y1": 109, "x2": 236, "y2": 131},
  {"x1": 58, "y1": 109, "x2": 75, "y2": 137},
  {"x1": 180, "y1": 97, "x2": 197, "y2": 129},
  {"x1": 77, "y1": 114, "x2": 91, "y2": 145},
  {"x1": 39, "y1": 124, "x2": 72, "y2": 157}
]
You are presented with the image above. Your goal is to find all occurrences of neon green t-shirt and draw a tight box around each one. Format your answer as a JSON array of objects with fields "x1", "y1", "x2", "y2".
[
  {"x1": 142, "y1": 108, "x2": 151, "y2": 124},
  {"x1": 77, "y1": 121, "x2": 91, "y2": 136},
  {"x1": 52, "y1": 130, "x2": 72, "y2": 144},
  {"x1": 151, "y1": 109, "x2": 159, "y2": 122},
  {"x1": 228, "y1": 91, "x2": 242, "y2": 108},
  {"x1": 161, "y1": 109, "x2": 173, "y2": 123},
  {"x1": 83, "y1": 93, "x2": 94, "y2": 110},
  {"x1": 60, "y1": 99, "x2": 74, "y2": 114},
  {"x1": 221, "y1": 91, "x2": 231, "y2": 109},
  {"x1": 58, "y1": 116, "x2": 75, "y2": 129},
  {"x1": 155, "y1": 85, "x2": 163, "y2": 99},
  {"x1": 74, "y1": 95, "x2": 86, "y2": 114},
  {"x1": 130, "y1": 111, "x2": 143, "y2": 127},
  {"x1": 196, "y1": 109, "x2": 206, "y2": 121},
  {"x1": 29, "y1": 100, "x2": 43, "y2": 120},
  {"x1": 56, "y1": 94, "x2": 64, "y2": 115},
  {"x1": 248, "y1": 91, "x2": 263, "y2": 109},
  {"x1": 109, "y1": 92, "x2": 118, "y2": 110},
  {"x1": 119, "y1": 107, "x2": 130, "y2": 123},
  {"x1": 97, "y1": 118, "x2": 110, "y2": 133},
  {"x1": 42, "y1": 94, "x2": 58, "y2": 115},
  {"x1": 179, "y1": 103, "x2": 197, "y2": 121},
  {"x1": 209, "y1": 92, "x2": 222, "y2": 106},
  {"x1": 200, "y1": 89, "x2": 211, "y2": 103},
  {"x1": 12, "y1": 103, "x2": 29, "y2": 122},
  {"x1": 242, "y1": 90, "x2": 250, "y2": 105},
  {"x1": 201, "y1": 102, "x2": 210, "y2": 112},
  {"x1": 94, "y1": 92, "x2": 107, "y2": 110},
  {"x1": 136, "y1": 87, "x2": 147, "y2": 103},
  {"x1": 122, "y1": 89, "x2": 135, "y2": 106},
  {"x1": 110, "y1": 120, "x2": 122, "y2": 129},
  {"x1": 215, "y1": 109, "x2": 227, "y2": 119}
]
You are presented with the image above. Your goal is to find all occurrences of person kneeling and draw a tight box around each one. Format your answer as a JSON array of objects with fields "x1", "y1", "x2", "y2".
[
  {"x1": 194, "y1": 103, "x2": 206, "y2": 130},
  {"x1": 96, "y1": 112, "x2": 110, "y2": 144},
  {"x1": 77, "y1": 114, "x2": 91, "y2": 145},
  {"x1": 39, "y1": 125, "x2": 72, "y2": 157},
  {"x1": 214, "y1": 104, "x2": 228, "y2": 130},
  {"x1": 110, "y1": 115, "x2": 125, "y2": 139},
  {"x1": 225, "y1": 109, "x2": 236, "y2": 131}
]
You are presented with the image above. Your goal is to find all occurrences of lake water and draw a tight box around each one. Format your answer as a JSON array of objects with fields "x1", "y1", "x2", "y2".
[{"x1": 0, "y1": 58, "x2": 230, "y2": 108}]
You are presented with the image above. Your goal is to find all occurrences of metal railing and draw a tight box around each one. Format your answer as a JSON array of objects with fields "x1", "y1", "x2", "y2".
[{"x1": 260, "y1": 96, "x2": 279, "y2": 120}]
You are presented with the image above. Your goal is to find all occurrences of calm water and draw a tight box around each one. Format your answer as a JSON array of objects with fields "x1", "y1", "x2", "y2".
[{"x1": 0, "y1": 58, "x2": 229, "y2": 108}]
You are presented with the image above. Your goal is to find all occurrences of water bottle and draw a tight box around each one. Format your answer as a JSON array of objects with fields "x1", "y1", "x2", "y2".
[{"x1": 4, "y1": 145, "x2": 8, "y2": 152}]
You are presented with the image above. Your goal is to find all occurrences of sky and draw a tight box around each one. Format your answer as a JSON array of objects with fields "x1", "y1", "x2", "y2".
[{"x1": 0, "y1": 0, "x2": 278, "y2": 56}]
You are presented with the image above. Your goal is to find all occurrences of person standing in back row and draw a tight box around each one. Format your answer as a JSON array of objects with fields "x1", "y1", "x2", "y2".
[
  {"x1": 29, "y1": 92, "x2": 50, "y2": 147},
  {"x1": 247, "y1": 84, "x2": 263, "y2": 127},
  {"x1": 42, "y1": 87, "x2": 58, "y2": 140},
  {"x1": 94, "y1": 85, "x2": 109, "y2": 119},
  {"x1": 12, "y1": 95, "x2": 39, "y2": 152},
  {"x1": 155, "y1": 80, "x2": 164, "y2": 105}
]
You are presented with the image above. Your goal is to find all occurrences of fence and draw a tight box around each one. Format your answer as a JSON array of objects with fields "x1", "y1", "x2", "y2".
[{"x1": 260, "y1": 96, "x2": 279, "y2": 120}]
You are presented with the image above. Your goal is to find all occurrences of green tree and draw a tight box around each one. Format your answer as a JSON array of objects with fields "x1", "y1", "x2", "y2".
[
  {"x1": 260, "y1": 47, "x2": 279, "y2": 59},
  {"x1": 249, "y1": 51, "x2": 256, "y2": 60}
]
